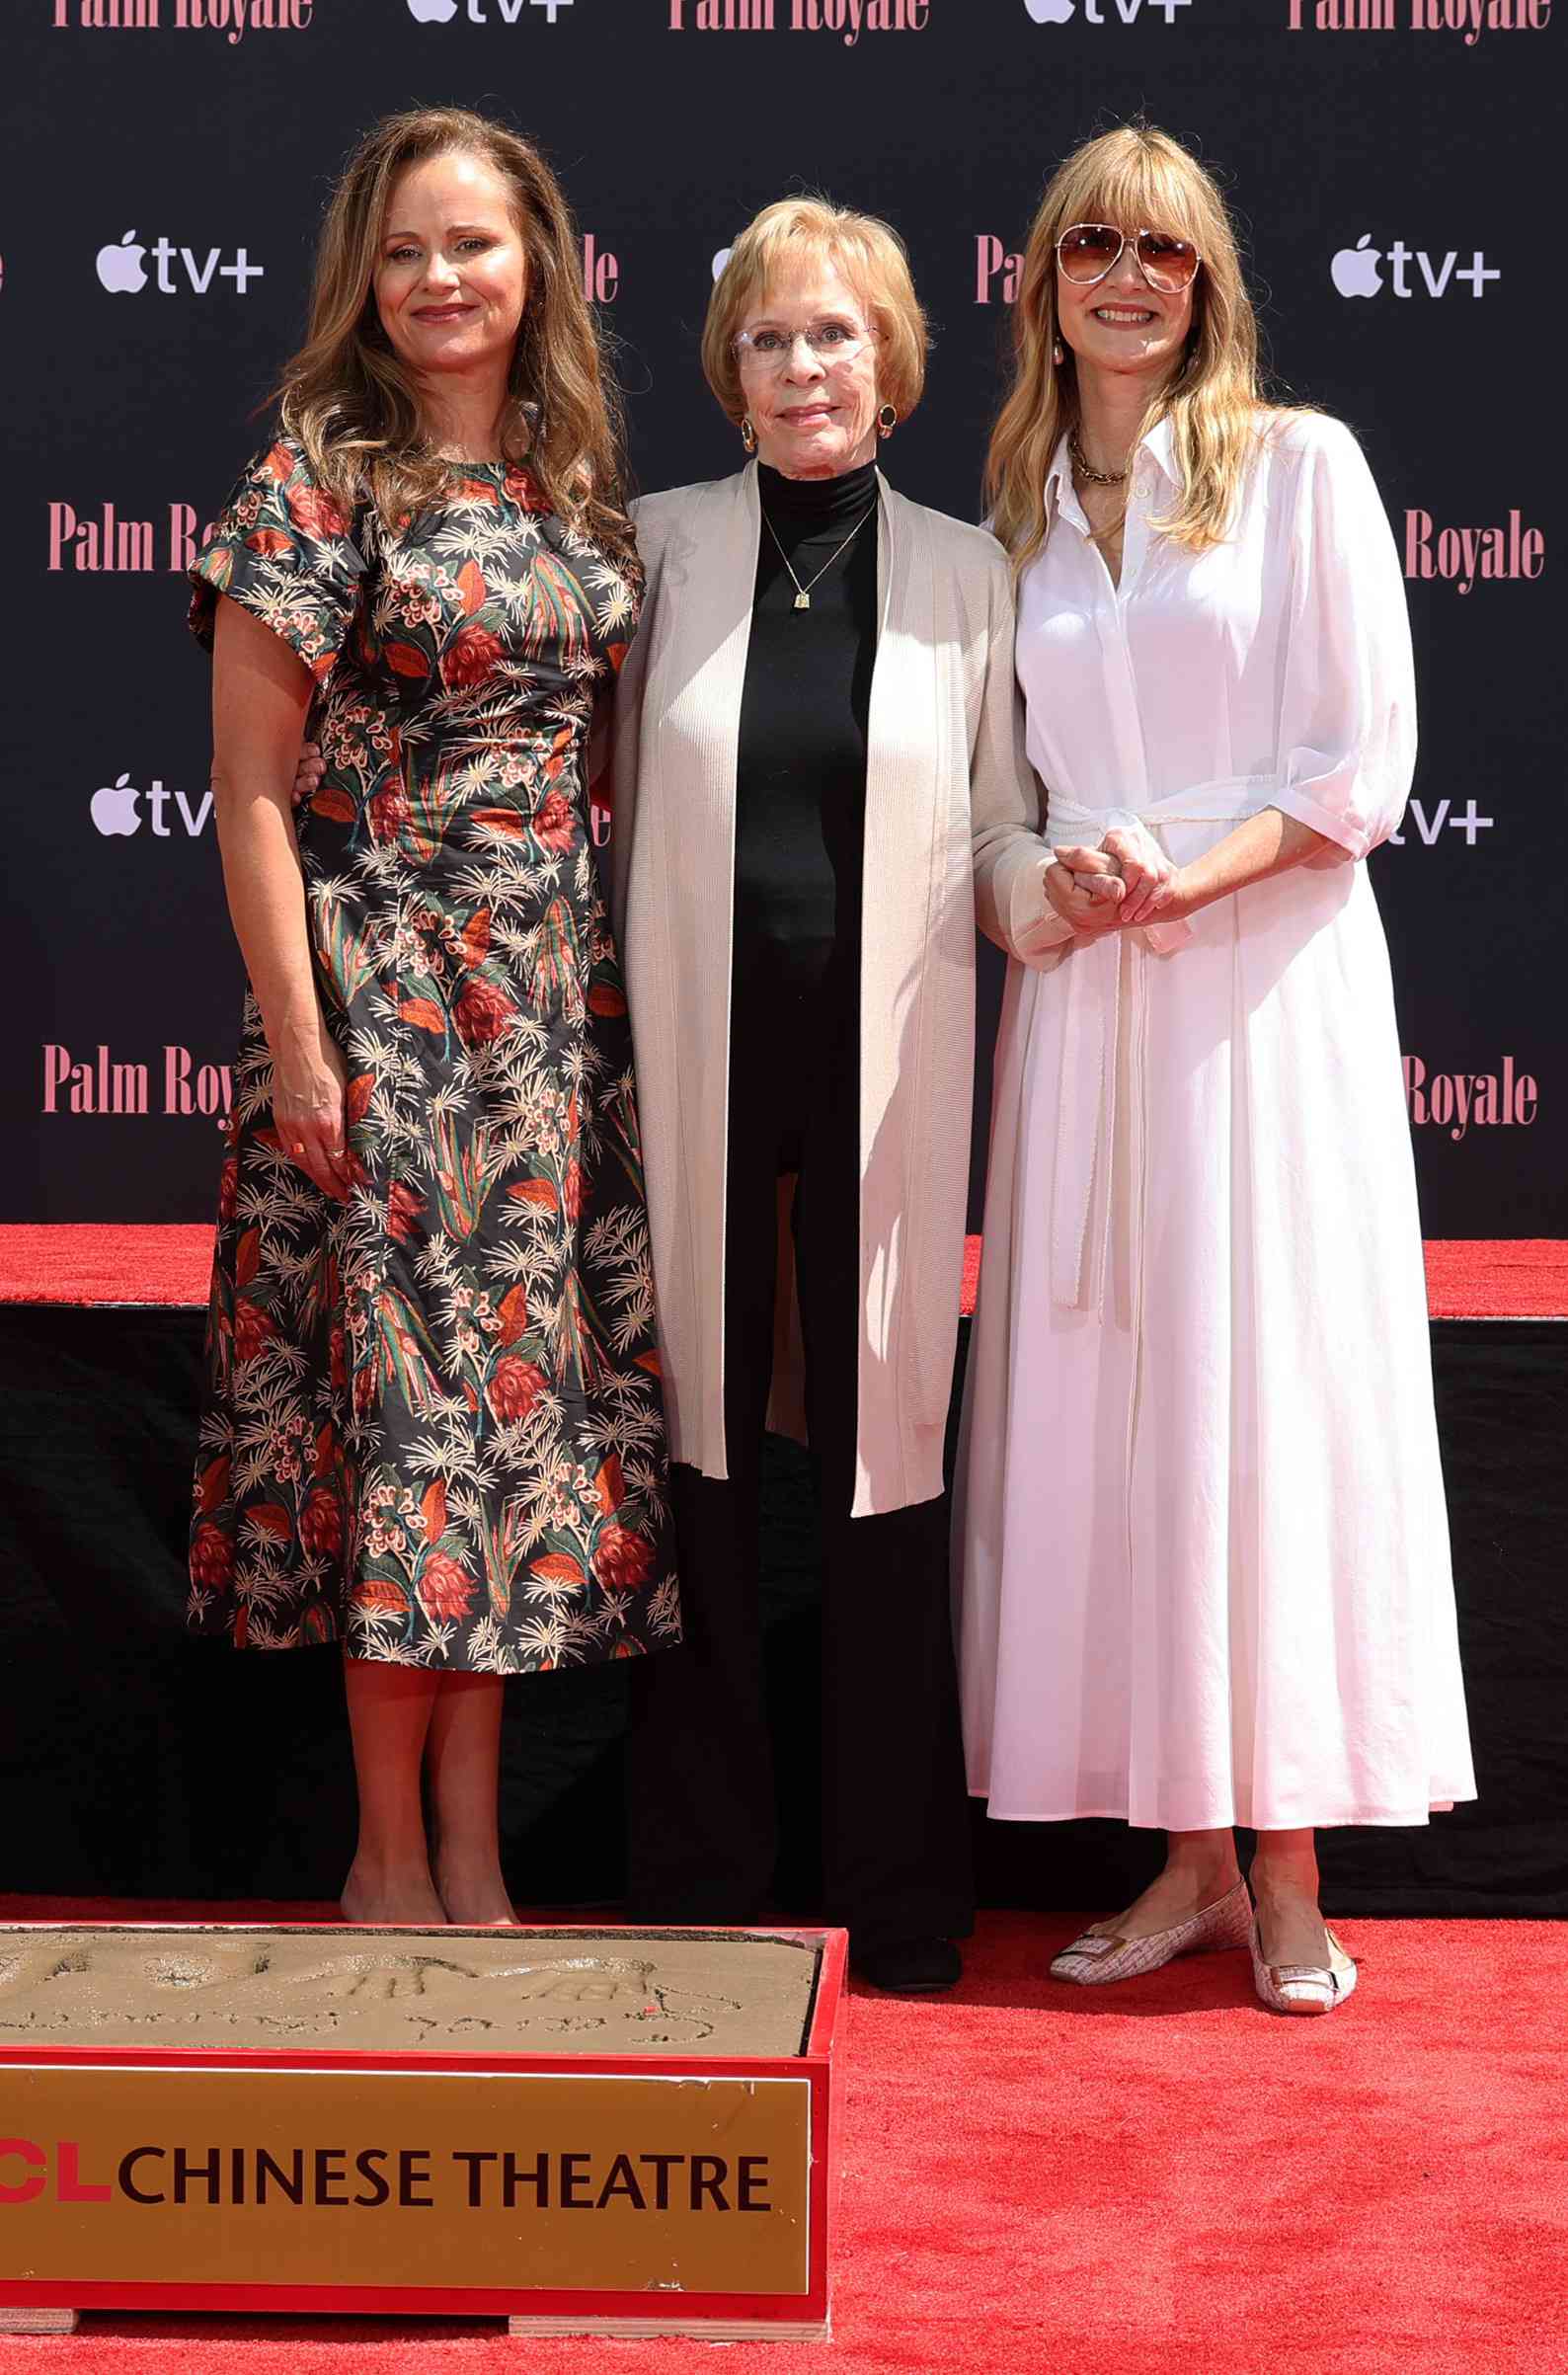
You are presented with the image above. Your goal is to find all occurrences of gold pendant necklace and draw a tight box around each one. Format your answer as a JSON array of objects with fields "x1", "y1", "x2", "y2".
[{"x1": 762, "y1": 501, "x2": 877, "y2": 611}]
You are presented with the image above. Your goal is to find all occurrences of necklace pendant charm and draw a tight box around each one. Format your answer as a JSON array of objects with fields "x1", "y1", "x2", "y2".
[{"x1": 793, "y1": 591, "x2": 811, "y2": 610}]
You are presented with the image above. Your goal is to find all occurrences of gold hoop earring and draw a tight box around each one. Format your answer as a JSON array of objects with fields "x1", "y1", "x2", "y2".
[
  {"x1": 741, "y1": 415, "x2": 757, "y2": 454},
  {"x1": 877, "y1": 403, "x2": 898, "y2": 440},
  {"x1": 1053, "y1": 338, "x2": 1064, "y2": 367}
]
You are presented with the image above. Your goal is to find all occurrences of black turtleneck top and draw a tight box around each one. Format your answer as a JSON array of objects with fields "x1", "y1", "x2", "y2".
[{"x1": 731, "y1": 458, "x2": 879, "y2": 1050}]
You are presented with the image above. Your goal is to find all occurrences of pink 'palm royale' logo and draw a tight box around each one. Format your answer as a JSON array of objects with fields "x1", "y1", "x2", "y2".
[
  {"x1": 666, "y1": 0, "x2": 931, "y2": 39},
  {"x1": 53, "y1": 0, "x2": 313, "y2": 40},
  {"x1": 47, "y1": 503, "x2": 219, "y2": 572},
  {"x1": 42, "y1": 1046, "x2": 235, "y2": 1118},
  {"x1": 1288, "y1": 0, "x2": 1548, "y2": 41},
  {"x1": 1403, "y1": 1058, "x2": 1538, "y2": 1140},
  {"x1": 1405, "y1": 512, "x2": 1545, "y2": 594}
]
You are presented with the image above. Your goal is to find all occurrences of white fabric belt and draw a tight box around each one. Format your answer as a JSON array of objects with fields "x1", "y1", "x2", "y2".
[
  {"x1": 1045, "y1": 772, "x2": 1281, "y2": 845},
  {"x1": 1045, "y1": 777, "x2": 1280, "y2": 1314}
]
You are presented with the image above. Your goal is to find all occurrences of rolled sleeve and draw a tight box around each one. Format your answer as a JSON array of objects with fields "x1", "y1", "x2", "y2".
[{"x1": 1270, "y1": 419, "x2": 1417, "y2": 861}]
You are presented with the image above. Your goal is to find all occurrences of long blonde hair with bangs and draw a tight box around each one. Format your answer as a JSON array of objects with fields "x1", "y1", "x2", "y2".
[
  {"x1": 985, "y1": 126, "x2": 1272, "y2": 571},
  {"x1": 274, "y1": 109, "x2": 634, "y2": 557}
]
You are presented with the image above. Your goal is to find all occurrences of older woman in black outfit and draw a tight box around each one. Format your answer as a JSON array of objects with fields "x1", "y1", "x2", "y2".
[
  {"x1": 604, "y1": 200, "x2": 1060, "y2": 1993},
  {"x1": 298, "y1": 198, "x2": 1058, "y2": 1984}
]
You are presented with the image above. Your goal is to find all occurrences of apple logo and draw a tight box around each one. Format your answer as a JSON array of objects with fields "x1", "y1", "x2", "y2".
[
  {"x1": 1024, "y1": 0, "x2": 1075, "y2": 21},
  {"x1": 711, "y1": 246, "x2": 734, "y2": 283},
  {"x1": 1331, "y1": 235, "x2": 1383, "y2": 299},
  {"x1": 97, "y1": 232, "x2": 147, "y2": 296},
  {"x1": 405, "y1": 0, "x2": 458, "y2": 19},
  {"x1": 92, "y1": 773, "x2": 140, "y2": 836}
]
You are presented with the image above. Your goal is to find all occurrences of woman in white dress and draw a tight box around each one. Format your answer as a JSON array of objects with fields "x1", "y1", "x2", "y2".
[{"x1": 954, "y1": 125, "x2": 1475, "y2": 2014}]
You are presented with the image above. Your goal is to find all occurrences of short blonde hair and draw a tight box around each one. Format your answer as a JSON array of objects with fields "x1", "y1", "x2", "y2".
[{"x1": 702, "y1": 196, "x2": 927, "y2": 428}]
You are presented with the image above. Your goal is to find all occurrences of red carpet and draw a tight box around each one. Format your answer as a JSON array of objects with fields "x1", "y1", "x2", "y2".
[
  {"x1": 0, "y1": 1226, "x2": 215, "y2": 1307},
  {"x1": 1419, "y1": 1237, "x2": 1568, "y2": 1320},
  {"x1": 0, "y1": 1902, "x2": 1562, "y2": 2373},
  {"x1": 3, "y1": 1227, "x2": 1565, "y2": 1319}
]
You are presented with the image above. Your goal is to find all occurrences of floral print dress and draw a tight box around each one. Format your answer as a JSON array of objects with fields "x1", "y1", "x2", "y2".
[{"x1": 186, "y1": 436, "x2": 679, "y2": 1673}]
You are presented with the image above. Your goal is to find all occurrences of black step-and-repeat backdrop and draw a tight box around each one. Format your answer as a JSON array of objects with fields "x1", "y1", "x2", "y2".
[{"x1": 5, "y1": 0, "x2": 1559, "y2": 1233}]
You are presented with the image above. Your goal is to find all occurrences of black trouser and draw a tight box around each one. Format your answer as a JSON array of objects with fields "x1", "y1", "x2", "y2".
[{"x1": 625, "y1": 980, "x2": 974, "y2": 1954}]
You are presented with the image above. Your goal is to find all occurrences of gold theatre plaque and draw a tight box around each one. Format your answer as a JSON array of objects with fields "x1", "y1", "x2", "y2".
[{"x1": 0, "y1": 1924, "x2": 848, "y2": 2338}]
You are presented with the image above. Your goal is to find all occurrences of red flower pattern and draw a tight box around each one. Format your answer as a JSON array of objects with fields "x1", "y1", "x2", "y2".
[
  {"x1": 367, "y1": 782, "x2": 410, "y2": 844},
  {"x1": 419, "y1": 1550, "x2": 476, "y2": 1623},
  {"x1": 299, "y1": 1487, "x2": 343, "y2": 1558},
  {"x1": 191, "y1": 1521, "x2": 234, "y2": 1591},
  {"x1": 440, "y1": 621, "x2": 505, "y2": 691},
  {"x1": 487, "y1": 1354, "x2": 548, "y2": 1424},
  {"x1": 595, "y1": 1525, "x2": 655, "y2": 1593},
  {"x1": 503, "y1": 465, "x2": 554, "y2": 514},
  {"x1": 233, "y1": 1299, "x2": 274, "y2": 1363},
  {"x1": 454, "y1": 975, "x2": 517, "y2": 1049},
  {"x1": 286, "y1": 484, "x2": 351, "y2": 542},
  {"x1": 186, "y1": 436, "x2": 674, "y2": 1673},
  {"x1": 532, "y1": 788, "x2": 576, "y2": 853}
]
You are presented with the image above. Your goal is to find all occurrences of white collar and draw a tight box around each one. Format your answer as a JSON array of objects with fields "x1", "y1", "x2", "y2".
[
  {"x1": 1141, "y1": 415, "x2": 1179, "y2": 483},
  {"x1": 1046, "y1": 414, "x2": 1179, "y2": 533}
]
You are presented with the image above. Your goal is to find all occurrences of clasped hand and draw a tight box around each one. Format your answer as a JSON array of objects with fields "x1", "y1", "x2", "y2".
[{"x1": 1045, "y1": 822, "x2": 1188, "y2": 936}]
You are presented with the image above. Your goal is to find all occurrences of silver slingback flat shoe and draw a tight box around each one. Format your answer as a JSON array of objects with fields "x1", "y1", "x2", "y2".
[
  {"x1": 1249, "y1": 1915, "x2": 1359, "y2": 2016},
  {"x1": 1049, "y1": 1876, "x2": 1253, "y2": 1986}
]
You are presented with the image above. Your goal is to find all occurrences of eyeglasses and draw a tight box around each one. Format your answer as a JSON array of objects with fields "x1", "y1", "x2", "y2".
[
  {"x1": 1056, "y1": 223, "x2": 1201, "y2": 294},
  {"x1": 733, "y1": 320, "x2": 876, "y2": 369}
]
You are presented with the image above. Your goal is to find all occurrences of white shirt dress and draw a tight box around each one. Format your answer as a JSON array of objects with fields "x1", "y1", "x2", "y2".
[{"x1": 954, "y1": 411, "x2": 1476, "y2": 1833}]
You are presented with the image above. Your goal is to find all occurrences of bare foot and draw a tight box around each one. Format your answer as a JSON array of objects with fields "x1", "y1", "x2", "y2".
[
  {"x1": 341, "y1": 1859, "x2": 448, "y2": 1928},
  {"x1": 1251, "y1": 1879, "x2": 1331, "y2": 1972},
  {"x1": 435, "y1": 1857, "x2": 521, "y2": 1928},
  {"x1": 1090, "y1": 1860, "x2": 1243, "y2": 1942}
]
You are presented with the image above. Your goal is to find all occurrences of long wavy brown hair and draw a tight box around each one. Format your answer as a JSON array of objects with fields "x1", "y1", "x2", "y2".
[
  {"x1": 985, "y1": 125, "x2": 1276, "y2": 570},
  {"x1": 274, "y1": 109, "x2": 634, "y2": 556}
]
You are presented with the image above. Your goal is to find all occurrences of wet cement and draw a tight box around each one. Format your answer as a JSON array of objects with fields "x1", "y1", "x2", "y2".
[{"x1": 0, "y1": 1927, "x2": 823, "y2": 2058}]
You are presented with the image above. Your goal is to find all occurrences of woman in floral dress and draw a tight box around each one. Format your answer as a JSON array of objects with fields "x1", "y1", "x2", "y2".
[{"x1": 187, "y1": 109, "x2": 676, "y2": 1928}]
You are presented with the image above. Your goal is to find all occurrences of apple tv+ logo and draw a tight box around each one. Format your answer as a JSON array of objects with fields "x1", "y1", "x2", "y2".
[
  {"x1": 1330, "y1": 234, "x2": 1500, "y2": 298},
  {"x1": 405, "y1": 0, "x2": 577, "y2": 22},
  {"x1": 91, "y1": 775, "x2": 213, "y2": 839},
  {"x1": 1022, "y1": 0, "x2": 1193, "y2": 22},
  {"x1": 96, "y1": 231, "x2": 264, "y2": 296}
]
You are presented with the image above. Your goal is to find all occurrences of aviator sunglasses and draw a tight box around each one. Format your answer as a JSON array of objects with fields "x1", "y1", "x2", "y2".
[{"x1": 1056, "y1": 223, "x2": 1202, "y2": 295}]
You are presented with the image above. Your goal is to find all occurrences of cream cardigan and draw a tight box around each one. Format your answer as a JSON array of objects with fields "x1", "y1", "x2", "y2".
[{"x1": 602, "y1": 462, "x2": 1058, "y2": 1517}]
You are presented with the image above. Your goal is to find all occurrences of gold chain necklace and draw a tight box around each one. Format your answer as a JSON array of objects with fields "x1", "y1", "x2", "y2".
[
  {"x1": 761, "y1": 500, "x2": 878, "y2": 611},
  {"x1": 1069, "y1": 428, "x2": 1129, "y2": 486}
]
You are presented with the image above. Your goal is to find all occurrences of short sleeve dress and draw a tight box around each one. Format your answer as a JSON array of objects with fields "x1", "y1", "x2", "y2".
[{"x1": 186, "y1": 435, "x2": 679, "y2": 1674}]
